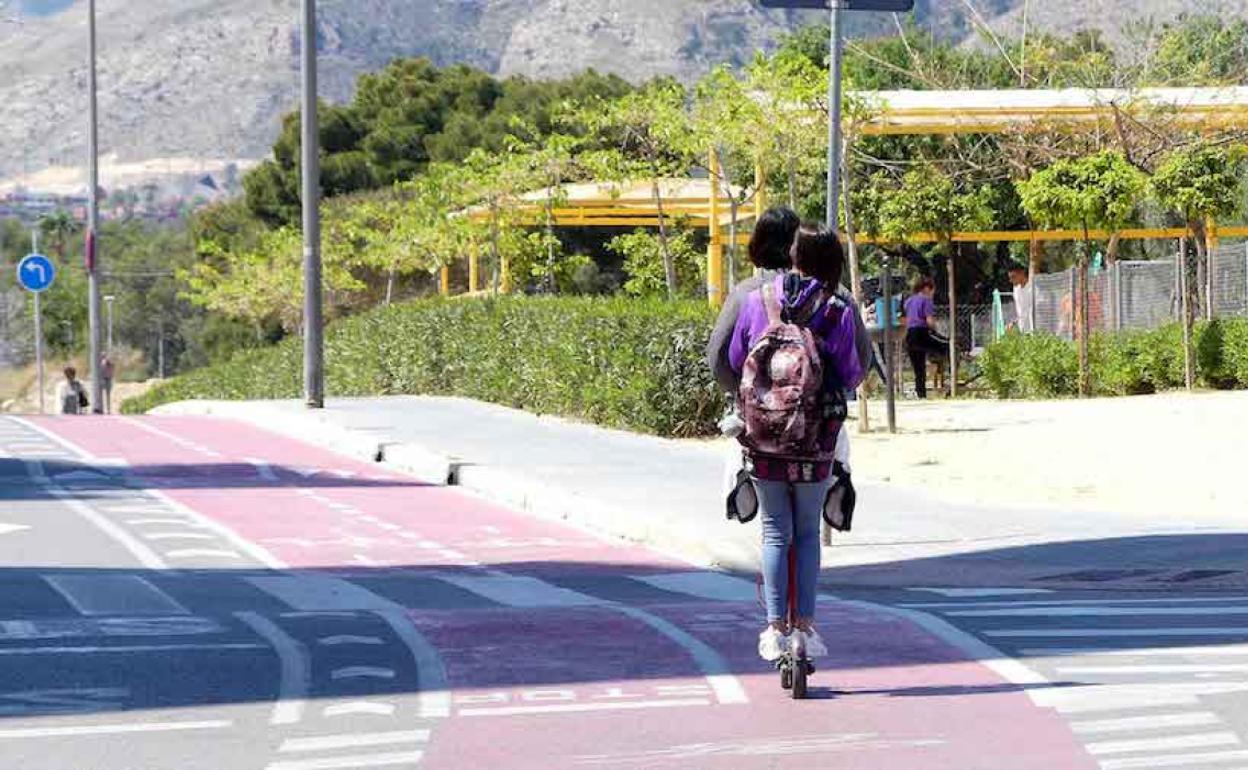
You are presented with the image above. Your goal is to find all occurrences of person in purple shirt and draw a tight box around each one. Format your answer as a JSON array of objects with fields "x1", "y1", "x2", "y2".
[
  {"x1": 904, "y1": 276, "x2": 949, "y2": 399},
  {"x1": 728, "y1": 223, "x2": 864, "y2": 663}
]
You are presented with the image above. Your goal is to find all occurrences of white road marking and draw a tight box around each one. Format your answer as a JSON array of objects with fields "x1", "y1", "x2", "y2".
[
  {"x1": 1072, "y1": 712, "x2": 1222, "y2": 734},
  {"x1": 246, "y1": 458, "x2": 280, "y2": 482},
  {"x1": 323, "y1": 702, "x2": 397, "y2": 717},
  {"x1": 987, "y1": 627, "x2": 1248, "y2": 638},
  {"x1": 1032, "y1": 682, "x2": 1248, "y2": 713},
  {"x1": 236, "y1": 612, "x2": 310, "y2": 725},
  {"x1": 0, "y1": 720, "x2": 231, "y2": 739},
  {"x1": 165, "y1": 549, "x2": 243, "y2": 559},
  {"x1": 908, "y1": 587, "x2": 1054, "y2": 598},
  {"x1": 0, "y1": 643, "x2": 265, "y2": 655},
  {"x1": 460, "y1": 698, "x2": 711, "y2": 717},
  {"x1": 127, "y1": 519, "x2": 202, "y2": 527},
  {"x1": 1100, "y1": 749, "x2": 1248, "y2": 769},
  {"x1": 632, "y1": 572, "x2": 759, "y2": 603},
  {"x1": 0, "y1": 523, "x2": 30, "y2": 536},
  {"x1": 0, "y1": 616, "x2": 224, "y2": 641},
  {"x1": 319, "y1": 635, "x2": 385, "y2": 646},
  {"x1": 143, "y1": 532, "x2": 218, "y2": 541},
  {"x1": 1060, "y1": 664, "x2": 1248, "y2": 674},
  {"x1": 901, "y1": 596, "x2": 1248, "y2": 610},
  {"x1": 139, "y1": 488, "x2": 285, "y2": 569},
  {"x1": 375, "y1": 609, "x2": 451, "y2": 720},
  {"x1": 279, "y1": 730, "x2": 429, "y2": 753},
  {"x1": 45, "y1": 575, "x2": 189, "y2": 616},
  {"x1": 1021, "y1": 645, "x2": 1248, "y2": 657},
  {"x1": 118, "y1": 417, "x2": 222, "y2": 457},
  {"x1": 331, "y1": 666, "x2": 396, "y2": 681},
  {"x1": 1086, "y1": 731, "x2": 1240, "y2": 756},
  {"x1": 949, "y1": 606, "x2": 1248, "y2": 618},
  {"x1": 250, "y1": 576, "x2": 403, "y2": 612},
  {"x1": 433, "y1": 574, "x2": 600, "y2": 608},
  {"x1": 611, "y1": 605, "x2": 748, "y2": 705},
  {"x1": 266, "y1": 751, "x2": 424, "y2": 770}
]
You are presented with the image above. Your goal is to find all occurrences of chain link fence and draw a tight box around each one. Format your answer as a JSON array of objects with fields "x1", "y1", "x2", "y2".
[{"x1": 1211, "y1": 243, "x2": 1248, "y2": 320}]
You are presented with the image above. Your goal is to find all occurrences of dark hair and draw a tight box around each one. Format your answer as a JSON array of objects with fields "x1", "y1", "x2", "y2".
[
  {"x1": 790, "y1": 222, "x2": 844, "y2": 288},
  {"x1": 64, "y1": 366, "x2": 77, "y2": 379},
  {"x1": 912, "y1": 276, "x2": 935, "y2": 294},
  {"x1": 748, "y1": 207, "x2": 801, "y2": 270}
]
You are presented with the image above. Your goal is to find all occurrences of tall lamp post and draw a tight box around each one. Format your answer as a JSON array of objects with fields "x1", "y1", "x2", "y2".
[
  {"x1": 86, "y1": 0, "x2": 103, "y2": 413},
  {"x1": 301, "y1": 0, "x2": 324, "y2": 409}
]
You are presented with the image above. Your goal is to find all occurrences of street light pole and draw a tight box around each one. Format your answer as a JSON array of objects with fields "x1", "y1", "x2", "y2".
[
  {"x1": 86, "y1": 0, "x2": 103, "y2": 413},
  {"x1": 301, "y1": 0, "x2": 324, "y2": 409}
]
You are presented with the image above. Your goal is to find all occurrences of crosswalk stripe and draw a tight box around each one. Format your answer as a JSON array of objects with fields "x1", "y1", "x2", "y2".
[
  {"x1": 1020, "y1": 645, "x2": 1248, "y2": 657},
  {"x1": 1087, "y1": 732, "x2": 1240, "y2": 756},
  {"x1": 1098, "y1": 748, "x2": 1248, "y2": 769},
  {"x1": 630, "y1": 572, "x2": 759, "y2": 603},
  {"x1": 949, "y1": 606, "x2": 1248, "y2": 617},
  {"x1": 1060, "y1": 663, "x2": 1248, "y2": 674},
  {"x1": 45, "y1": 575, "x2": 189, "y2": 616},
  {"x1": 249, "y1": 576, "x2": 402, "y2": 611},
  {"x1": 1073, "y1": 713, "x2": 1222, "y2": 735},
  {"x1": 266, "y1": 751, "x2": 424, "y2": 770},
  {"x1": 987, "y1": 628, "x2": 1248, "y2": 638},
  {"x1": 1032, "y1": 682, "x2": 1248, "y2": 713},
  {"x1": 902, "y1": 596, "x2": 1248, "y2": 610},
  {"x1": 433, "y1": 574, "x2": 601, "y2": 608},
  {"x1": 280, "y1": 730, "x2": 429, "y2": 753}
]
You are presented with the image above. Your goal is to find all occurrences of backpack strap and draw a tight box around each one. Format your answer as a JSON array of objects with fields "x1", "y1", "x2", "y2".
[{"x1": 762, "y1": 282, "x2": 782, "y2": 326}]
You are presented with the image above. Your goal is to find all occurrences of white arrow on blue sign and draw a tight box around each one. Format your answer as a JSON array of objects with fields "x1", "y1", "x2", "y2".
[{"x1": 17, "y1": 253, "x2": 56, "y2": 293}]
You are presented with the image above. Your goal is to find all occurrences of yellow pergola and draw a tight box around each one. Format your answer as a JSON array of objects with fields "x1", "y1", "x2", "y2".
[{"x1": 442, "y1": 86, "x2": 1248, "y2": 306}]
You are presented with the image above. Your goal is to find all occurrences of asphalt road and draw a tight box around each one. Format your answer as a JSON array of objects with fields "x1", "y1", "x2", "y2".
[{"x1": 0, "y1": 413, "x2": 1242, "y2": 769}]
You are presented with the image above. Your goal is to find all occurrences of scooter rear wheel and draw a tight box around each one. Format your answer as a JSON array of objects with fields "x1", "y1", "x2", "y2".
[
  {"x1": 791, "y1": 658, "x2": 808, "y2": 699},
  {"x1": 780, "y1": 660, "x2": 793, "y2": 690}
]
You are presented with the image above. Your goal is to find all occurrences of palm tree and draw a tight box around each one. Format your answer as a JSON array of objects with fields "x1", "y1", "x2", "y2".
[{"x1": 39, "y1": 210, "x2": 80, "y2": 261}]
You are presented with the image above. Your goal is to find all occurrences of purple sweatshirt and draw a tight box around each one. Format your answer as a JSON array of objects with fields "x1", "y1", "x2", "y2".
[{"x1": 728, "y1": 275, "x2": 865, "y2": 393}]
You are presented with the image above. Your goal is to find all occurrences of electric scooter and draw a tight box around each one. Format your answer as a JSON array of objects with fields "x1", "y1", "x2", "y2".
[{"x1": 776, "y1": 543, "x2": 813, "y2": 699}]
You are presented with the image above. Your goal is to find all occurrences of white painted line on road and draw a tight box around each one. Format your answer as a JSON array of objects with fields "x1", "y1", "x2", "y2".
[
  {"x1": 119, "y1": 417, "x2": 222, "y2": 458},
  {"x1": 11, "y1": 418, "x2": 103, "y2": 462},
  {"x1": 323, "y1": 702, "x2": 397, "y2": 717},
  {"x1": 433, "y1": 574, "x2": 601, "y2": 608},
  {"x1": 902, "y1": 596, "x2": 1248, "y2": 610},
  {"x1": 126, "y1": 519, "x2": 201, "y2": 527},
  {"x1": 319, "y1": 635, "x2": 385, "y2": 646},
  {"x1": 987, "y1": 628, "x2": 1248, "y2": 638},
  {"x1": 236, "y1": 612, "x2": 310, "y2": 726},
  {"x1": 1086, "y1": 731, "x2": 1240, "y2": 756},
  {"x1": 1073, "y1": 712, "x2": 1222, "y2": 735},
  {"x1": 1060, "y1": 663, "x2": 1248, "y2": 674},
  {"x1": 250, "y1": 576, "x2": 404, "y2": 612},
  {"x1": 139, "y1": 488, "x2": 286, "y2": 570},
  {"x1": 143, "y1": 532, "x2": 218, "y2": 541},
  {"x1": 611, "y1": 604, "x2": 748, "y2": 705},
  {"x1": 165, "y1": 549, "x2": 243, "y2": 560},
  {"x1": 949, "y1": 606, "x2": 1248, "y2": 618},
  {"x1": 331, "y1": 666, "x2": 396, "y2": 681},
  {"x1": 375, "y1": 609, "x2": 452, "y2": 720},
  {"x1": 0, "y1": 720, "x2": 231, "y2": 739},
  {"x1": 460, "y1": 698, "x2": 711, "y2": 717},
  {"x1": 266, "y1": 751, "x2": 425, "y2": 770},
  {"x1": 1099, "y1": 749, "x2": 1248, "y2": 769},
  {"x1": 1021, "y1": 644, "x2": 1248, "y2": 658},
  {"x1": 0, "y1": 643, "x2": 265, "y2": 655},
  {"x1": 908, "y1": 587, "x2": 1054, "y2": 598},
  {"x1": 246, "y1": 458, "x2": 280, "y2": 482},
  {"x1": 45, "y1": 575, "x2": 189, "y2": 616},
  {"x1": 1032, "y1": 682, "x2": 1248, "y2": 713},
  {"x1": 280, "y1": 730, "x2": 429, "y2": 753},
  {"x1": 632, "y1": 572, "x2": 759, "y2": 603}
]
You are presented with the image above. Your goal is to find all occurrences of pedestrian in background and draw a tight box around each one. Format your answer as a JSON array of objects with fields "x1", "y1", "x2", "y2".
[
  {"x1": 100, "y1": 355, "x2": 115, "y2": 414},
  {"x1": 56, "y1": 366, "x2": 87, "y2": 415},
  {"x1": 904, "y1": 276, "x2": 949, "y2": 399}
]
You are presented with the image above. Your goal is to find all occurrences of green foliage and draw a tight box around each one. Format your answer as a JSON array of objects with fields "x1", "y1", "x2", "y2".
[
  {"x1": 1145, "y1": 18, "x2": 1248, "y2": 86},
  {"x1": 979, "y1": 333, "x2": 1079, "y2": 398},
  {"x1": 1151, "y1": 142, "x2": 1248, "y2": 225},
  {"x1": 607, "y1": 230, "x2": 704, "y2": 299},
  {"x1": 124, "y1": 296, "x2": 722, "y2": 438},
  {"x1": 880, "y1": 164, "x2": 996, "y2": 244},
  {"x1": 1017, "y1": 151, "x2": 1147, "y2": 235}
]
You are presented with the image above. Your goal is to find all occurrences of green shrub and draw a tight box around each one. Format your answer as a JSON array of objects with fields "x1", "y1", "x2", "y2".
[
  {"x1": 980, "y1": 332, "x2": 1078, "y2": 398},
  {"x1": 124, "y1": 296, "x2": 723, "y2": 438},
  {"x1": 1090, "y1": 331, "x2": 1150, "y2": 396}
]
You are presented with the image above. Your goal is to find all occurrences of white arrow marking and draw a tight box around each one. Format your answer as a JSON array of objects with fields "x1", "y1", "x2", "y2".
[
  {"x1": 0, "y1": 524, "x2": 29, "y2": 536},
  {"x1": 23, "y1": 262, "x2": 47, "y2": 283}
]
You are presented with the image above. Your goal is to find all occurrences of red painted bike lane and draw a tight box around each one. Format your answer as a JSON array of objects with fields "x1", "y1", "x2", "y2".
[{"x1": 36, "y1": 415, "x2": 1097, "y2": 769}]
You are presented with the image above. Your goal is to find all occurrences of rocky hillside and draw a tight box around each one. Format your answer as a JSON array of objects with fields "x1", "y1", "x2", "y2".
[{"x1": 0, "y1": 0, "x2": 1238, "y2": 185}]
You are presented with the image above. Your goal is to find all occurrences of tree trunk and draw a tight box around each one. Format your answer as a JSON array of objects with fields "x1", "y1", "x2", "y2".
[
  {"x1": 715, "y1": 148, "x2": 738, "y2": 291},
  {"x1": 490, "y1": 201, "x2": 502, "y2": 296},
  {"x1": 787, "y1": 156, "x2": 798, "y2": 210},
  {"x1": 1078, "y1": 229, "x2": 1092, "y2": 398},
  {"x1": 1192, "y1": 218, "x2": 1208, "y2": 320},
  {"x1": 651, "y1": 178, "x2": 676, "y2": 300},
  {"x1": 946, "y1": 241, "x2": 958, "y2": 398},
  {"x1": 384, "y1": 268, "x2": 395, "y2": 306},
  {"x1": 1107, "y1": 232, "x2": 1122, "y2": 264}
]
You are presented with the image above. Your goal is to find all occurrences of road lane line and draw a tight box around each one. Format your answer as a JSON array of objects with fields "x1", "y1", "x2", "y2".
[
  {"x1": 1099, "y1": 749, "x2": 1248, "y2": 769},
  {"x1": 610, "y1": 605, "x2": 748, "y2": 705},
  {"x1": 143, "y1": 532, "x2": 218, "y2": 541},
  {"x1": 987, "y1": 628, "x2": 1248, "y2": 638},
  {"x1": 165, "y1": 549, "x2": 243, "y2": 559},
  {"x1": 0, "y1": 643, "x2": 265, "y2": 655},
  {"x1": 631, "y1": 572, "x2": 759, "y2": 602},
  {"x1": 323, "y1": 702, "x2": 397, "y2": 717},
  {"x1": 319, "y1": 635, "x2": 385, "y2": 646},
  {"x1": 0, "y1": 720, "x2": 231, "y2": 739},
  {"x1": 1021, "y1": 644, "x2": 1248, "y2": 657},
  {"x1": 331, "y1": 666, "x2": 396, "y2": 681},
  {"x1": 907, "y1": 587, "x2": 1054, "y2": 598},
  {"x1": 8, "y1": 418, "x2": 101, "y2": 460},
  {"x1": 1073, "y1": 713, "x2": 1222, "y2": 734},
  {"x1": 279, "y1": 730, "x2": 429, "y2": 753},
  {"x1": 1060, "y1": 664, "x2": 1248, "y2": 674},
  {"x1": 139, "y1": 488, "x2": 286, "y2": 569},
  {"x1": 459, "y1": 698, "x2": 711, "y2": 717},
  {"x1": 127, "y1": 519, "x2": 202, "y2": 527},
  {"x1": 432, "y1": 574, "x2": 600, "y2": 608},
  {"x1": 236, "y1": 611, "x2": 310, "y2": 725},
  {"x1": 45, "y1": 575, "x2": 189, "y2": 616},
  {"x1": 250, "y1": 576, "x2": 405, "y2": 611},
  {"x1": 375, "y1": 609, "x2": 451, "y2": 719},
  {"x1": 1086, "y1": 731, "x2": 1240, "y2": 756},
  {"x1": 118, "y1": 417, "x2": 222, "y2": 457},
  {"x1": 949, "y1": 606, "x2": 1248, "y2": 617},
  {"x1": 266, "y1": 751, "x2": 424, "y2": 770},
  {"x1": 902, "y1": 596, "x2": 1248, "y2": 610},
  {"x1": 1032, "y1": 682, "x2": 1248, "y2": 713}
]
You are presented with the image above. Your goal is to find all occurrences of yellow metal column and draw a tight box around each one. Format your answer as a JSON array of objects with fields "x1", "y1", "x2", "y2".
[
  {"x1": 707, "y1": 149, "x2": 725, "y2": 308},
  {"x1": 439, "y1": 265, "x2": 451, "y2": 296},
  {"x1": 468, "y1": 244, "x2": 480, "y2": 293}
]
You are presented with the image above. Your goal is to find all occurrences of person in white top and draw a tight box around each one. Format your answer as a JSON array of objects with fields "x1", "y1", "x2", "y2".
[
  {"x1": 1008, "y1": 264, "x2": 1035, "y2": 333},
  {"x1": 55, "y1": 366, "x2": 87, "y2": 415}
]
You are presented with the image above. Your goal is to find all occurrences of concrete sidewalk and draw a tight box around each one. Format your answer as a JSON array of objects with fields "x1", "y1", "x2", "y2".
[{"x1": 152, "y1": 396, "x2": 1248, "y2": 588}]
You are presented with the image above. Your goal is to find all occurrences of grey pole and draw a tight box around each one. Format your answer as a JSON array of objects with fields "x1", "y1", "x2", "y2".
[
  {"x1": 882, "y1": 254, "x2": 896, "y2": 433},
  {"x1": 104, "y1": 295, "x2": 114, "y2": 353},
  {"x1": 86, "y1": 0, "x2": 102, "y2": 413},
  {"x1": 30, "y1": 229, "x2": 44, "y2": 414},
  {"x1": 301, "y1": 0, "x2": 324, "y2": 409},
  {"x1": 825, "y1": 1, "x2": 844, "y2": 231}
]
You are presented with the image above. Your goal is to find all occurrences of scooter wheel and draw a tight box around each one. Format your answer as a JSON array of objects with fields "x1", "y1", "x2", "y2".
[
  {"x1": 780, "y1": 664, "x2": 793, "y2": 690},
  {"x1": 791, "y1": 658, "x2": 808, "y2": 699}
]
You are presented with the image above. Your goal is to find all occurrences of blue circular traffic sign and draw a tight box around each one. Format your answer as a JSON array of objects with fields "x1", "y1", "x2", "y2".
[{"x1": 17, "y1": 254, "x2": 56, "y2": 293}]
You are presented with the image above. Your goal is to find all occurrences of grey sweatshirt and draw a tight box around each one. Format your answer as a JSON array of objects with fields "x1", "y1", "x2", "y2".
[{"x1": 705, "y1": 270, "x2": 871, "y2": 394}]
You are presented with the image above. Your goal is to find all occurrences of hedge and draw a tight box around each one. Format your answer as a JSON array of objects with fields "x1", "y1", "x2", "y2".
[
  {"x1": 122, "y1": 296, "x2": 724, "y2": 438},
  {"x1": 979, "y1": 318, "x2": 1248, "y2": 398}
]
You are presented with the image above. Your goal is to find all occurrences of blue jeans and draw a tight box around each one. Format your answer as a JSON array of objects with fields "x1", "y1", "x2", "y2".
[{"x1": 754, "y1": 477, "x2": 828, "y2": 623}]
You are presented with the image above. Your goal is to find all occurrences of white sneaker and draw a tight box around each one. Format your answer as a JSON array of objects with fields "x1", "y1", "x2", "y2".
[
  {"x1": 758, "y1": 626, "x2": 788, "y2": 661},
  {"x1": 795, "y1": 627, "x2": 828, "y2": 658}
]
